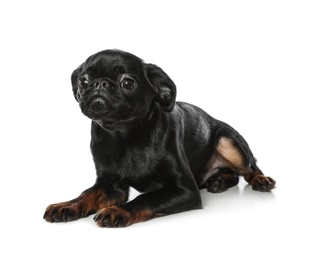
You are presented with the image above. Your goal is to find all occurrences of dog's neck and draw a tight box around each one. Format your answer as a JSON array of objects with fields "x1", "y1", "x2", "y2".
[{"x1": 93, "y1": 103, "x2": 161, "y2": 140}]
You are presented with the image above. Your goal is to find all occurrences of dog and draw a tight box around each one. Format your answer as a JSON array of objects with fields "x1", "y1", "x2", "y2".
[{"x1": 43, "y1": 49, "x2": 276, "y2": 227}]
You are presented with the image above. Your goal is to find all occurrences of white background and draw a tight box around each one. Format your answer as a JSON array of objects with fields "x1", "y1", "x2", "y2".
[{"x1": 1, "y1": 0, "x2": 311, "y2": 259}]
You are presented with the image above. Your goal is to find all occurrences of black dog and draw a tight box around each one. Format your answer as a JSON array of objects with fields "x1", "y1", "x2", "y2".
[{"x1": 44, "y1": 49, "x2": 276, "y2": 227}]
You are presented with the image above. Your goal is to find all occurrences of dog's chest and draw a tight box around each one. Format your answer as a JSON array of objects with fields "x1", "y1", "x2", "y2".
[
  {"x1": 91, "y1": 136, "x2": 157, "y2": 180},
  {"x1": 92, "y1": 143, "x2": 165, "y2": 192}
]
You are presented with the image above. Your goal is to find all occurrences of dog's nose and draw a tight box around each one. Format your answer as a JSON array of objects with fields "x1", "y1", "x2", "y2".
[{"x1": 93, "y1": 80, "x2": 109, "y2": 90}]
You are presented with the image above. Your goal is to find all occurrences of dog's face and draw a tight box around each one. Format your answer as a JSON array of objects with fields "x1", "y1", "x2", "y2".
[{"x1": 71, "y1": 50, "x2": 176, "y2": 131}]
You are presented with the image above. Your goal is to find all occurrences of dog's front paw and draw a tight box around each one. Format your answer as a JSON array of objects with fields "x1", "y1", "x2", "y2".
[
  {"x1": 93, "y1": 206, "x2": 132, "y2": 227},
  {"x1": 251, "y1": 175, "x2": 276, "y2": 192},
  {"x1": 44, "y1": 202, "x2": 79, "y2": 222},
  {"x1": 43, "y1": 201, "x2": 95, "y2": 223},
  {"x1": 94, "y1": 206, "x2": 154, "y2": 227}
]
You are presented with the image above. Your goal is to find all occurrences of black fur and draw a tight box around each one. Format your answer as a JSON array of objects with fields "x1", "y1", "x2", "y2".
[{"x1": 44, "y1": 49, "x2": 275, "y2": 227}]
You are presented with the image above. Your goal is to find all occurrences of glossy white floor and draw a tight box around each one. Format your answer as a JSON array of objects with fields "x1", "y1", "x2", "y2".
[
  {"x1": 3, "y1": 167, "x2": 310, "y2": 260},
  {"x1": 1, "y1": 1, "x2": 311, "y2": 259}
]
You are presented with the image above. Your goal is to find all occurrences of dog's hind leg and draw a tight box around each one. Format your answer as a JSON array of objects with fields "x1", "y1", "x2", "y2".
[
  {"x1": 205, "y1": 171, "x2": 239, "y2": 193},
  {"x1": 215, "y1": 134, "x2": 276, "y2": 192},
  {"x1": 202, "y1": 125, "x2": 276, "y2": 193}
]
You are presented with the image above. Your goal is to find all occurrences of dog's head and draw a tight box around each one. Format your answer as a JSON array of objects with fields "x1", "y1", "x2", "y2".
[{"x1": 71, "y1": 49, "x2": 176, "y2": 131}]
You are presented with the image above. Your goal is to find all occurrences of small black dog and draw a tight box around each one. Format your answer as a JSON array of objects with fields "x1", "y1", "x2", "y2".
[{"x1": 44, "y1": 49, "x2": 275, "y2": 227}]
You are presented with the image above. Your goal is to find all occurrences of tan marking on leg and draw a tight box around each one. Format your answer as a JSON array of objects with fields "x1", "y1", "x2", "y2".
[
  {"x1": 44, "y1": 188, "x2": 127, "y2": 223},
  {"x1": 244, "y1": 171, "x2": 263, "y2": 184},
  {"x1": 94, "y1": 206, "x2": 154, "y2": 227},
  {"x1": 216, "y1": 137, "x2": 246, "y2": 172},
  {"x1": 244, "y1": 172, "x2": 276, "y2": 191}
]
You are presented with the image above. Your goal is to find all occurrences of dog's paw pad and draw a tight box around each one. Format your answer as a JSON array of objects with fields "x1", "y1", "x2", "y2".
[
  {"x1": 251, "y1": 175, "x2": 276, "y2": 192},
  {"x1": 206, "y1": 175, "x2": 227, "y2": 193}
]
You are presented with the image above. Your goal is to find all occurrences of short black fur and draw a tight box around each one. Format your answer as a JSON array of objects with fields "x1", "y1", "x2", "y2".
[{"x1": 44, "y1": 49, "x2": 276, "y2": 227}]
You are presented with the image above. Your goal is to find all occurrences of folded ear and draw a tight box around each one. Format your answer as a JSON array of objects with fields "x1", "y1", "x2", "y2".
[
  {"x1": 144, "y1": 63, "x2": 176, "y2": 112},
  {"x1": 71, "y1": 65, "x2": 83, "y2": 101}
]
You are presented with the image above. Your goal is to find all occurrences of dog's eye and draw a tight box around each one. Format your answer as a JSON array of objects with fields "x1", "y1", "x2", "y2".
[
  {"x1": 121, "y1": 78, "x2": 136, "y2": 91},
  {"x1": 79, "y1": 77, "x2": 89, "y2": 89}
]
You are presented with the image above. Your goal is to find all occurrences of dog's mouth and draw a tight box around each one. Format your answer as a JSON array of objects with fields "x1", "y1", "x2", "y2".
[
  {"x1": 81, "y1": 95, "x2": 142, "y2": 130},
  {"x1": 84, "y1": 96, "x2": 110, "y2": 119},
  {"x1": 88, "y1": 96, "x2": 106, "y2": 111}
]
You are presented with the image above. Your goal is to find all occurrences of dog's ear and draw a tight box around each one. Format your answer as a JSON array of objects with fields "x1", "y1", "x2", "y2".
[
  {"x1": 71, "y1": 65, "x2": 83, "y2": 101},
  {"x1": 144, "y1": 63, "x2": 176, "y2": 112}
]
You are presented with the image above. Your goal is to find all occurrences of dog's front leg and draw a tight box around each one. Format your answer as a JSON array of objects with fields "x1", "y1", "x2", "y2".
[
  {"x1": 43, "y1": 178, "x2": 129, "y2": 223},
  {"x1": 94, "y1": 184, "x2": 202, "y2": 227}
]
